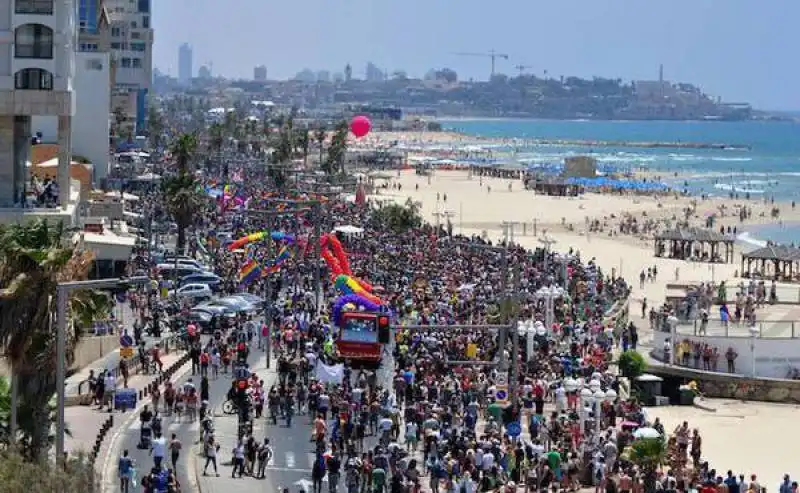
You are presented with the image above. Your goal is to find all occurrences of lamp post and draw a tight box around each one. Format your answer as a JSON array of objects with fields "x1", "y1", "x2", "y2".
[
  {"x1": 55, "y1": 276, "x2": 150, "y2": 466},
  {"x1": 535, "y1": 285, "x2": 564, "y2": 331},
  {"x1": 748, "y1": 324, "x2": 759, "y2": 377},
  {"x1": 592, "y1": 389, "x2": 606, "y2": 434},
  {"x1": 579, "y1": 387, "x2": 593, "y2": 437}
]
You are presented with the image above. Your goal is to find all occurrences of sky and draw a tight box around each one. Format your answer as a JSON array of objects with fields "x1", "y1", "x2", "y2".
[{"x1": 153, "y1": 0, "x2": 800, "y2": 110}]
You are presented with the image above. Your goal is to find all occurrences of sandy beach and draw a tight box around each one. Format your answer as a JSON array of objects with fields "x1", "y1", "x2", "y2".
[{"x1": 359, "y1": 129, "x2": 800, "y2": 481}]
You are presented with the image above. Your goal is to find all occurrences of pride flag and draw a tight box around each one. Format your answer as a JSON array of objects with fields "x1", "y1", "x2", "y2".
[{"x1": 238, "y1": 260, "x2": 261, "y2": 286}]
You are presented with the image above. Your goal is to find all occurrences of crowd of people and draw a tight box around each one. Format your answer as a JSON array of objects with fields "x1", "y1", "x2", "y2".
[{"x1": 105, "y1": 139, "x2": 789, "y2": 493}]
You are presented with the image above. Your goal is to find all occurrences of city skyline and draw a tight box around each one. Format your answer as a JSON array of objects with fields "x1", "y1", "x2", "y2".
[{"x1": 152, "y1": 0, "x2": 800, "y2": 110}]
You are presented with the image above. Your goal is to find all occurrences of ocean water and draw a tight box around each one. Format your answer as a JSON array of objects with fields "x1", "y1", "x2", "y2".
[{"x1": 440, "y1": 118, "x2": 800, "y2": 243}]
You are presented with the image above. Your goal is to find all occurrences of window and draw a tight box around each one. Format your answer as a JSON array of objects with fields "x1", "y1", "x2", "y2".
[
  {"x1": 111, "y1": 27, "x2": 121, "y2": 37},
  {"x1": 130, "y1": 21, "x2": 137, "y2": 28},
  {"x1": 86, "y1": 58, "x2": 103, "y2": 70},
  {"x1": 15, "y1": 0, "x2": 53, "y2": 14},
  {"x1": 132, "y1": 58, "x2": 142, "y2": 68},
  {"x1": 142, "y1": 15, "x2": 150, "y2": 28},
  {"x1": 14, "y1": 69, "x2": 53, "y2": 90},
  {"x1": 137, "y1": 0, "x2": 149, "y2": 13},
  {"x1": 14, "y1": 24, "x2": 53, "y2": 59},
  {"x1": 121, "y1": 57, "x2": 131, "y2": 68},
  {"x1": 111, "y1": 42, "x2": 122, "y2": 49},
  {"x1": 130, "y1": 42, "x2": 146, "y2": 52},
  {"x1": 131, "y1": 32, "x2": 140, "y2": 39}
]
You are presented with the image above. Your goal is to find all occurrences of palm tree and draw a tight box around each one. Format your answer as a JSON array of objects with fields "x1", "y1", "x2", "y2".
[
  {"x1": 161, "y1": 171, "x2": 201, "y2": 254},
  {"x1": 314, "y1": 126, "x2": 326, "y2": 169},
  {"x1": 0, "y1": 220, "x2": 95, "y2": 462},
  {"x1": 170, "y1": 133, "x2": 197, "y2": 175},
  {"x1": 297, "y1": 130, "x2": 310, "y2": 168},
  {"x1": 324, "y1": 120, "x2": 349, "y2": 175},
  {"x1": 147, "y1": 106, "x2": 165, "y2": 150},
  {"x1": 628, "y1": 437, "x2": 667, "y2": 493}
]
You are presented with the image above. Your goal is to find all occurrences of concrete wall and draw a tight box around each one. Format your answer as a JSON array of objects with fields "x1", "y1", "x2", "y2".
[
  {"x1": 73, "y1": 51, "x2": 110, "y2": 180},
  {"x1": 647, "y1": 362, "x2": 800, "y2": 404},
  {"x1": 652, "y1": 329, "x2": 800, "y2": 379},
  {"x1": 0, "y1": 333, "x2": 118, "y2": 377}
]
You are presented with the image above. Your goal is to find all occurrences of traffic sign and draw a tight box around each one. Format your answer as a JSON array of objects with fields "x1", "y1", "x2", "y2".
[
  {"x1": 506, "y1": 421, "x2": 522, "y2": 438},
  {"x1": 120, "y1": 334, "x2": 134, "y2": 347},
  {"x1": 495, "y1": 374, "x2": 507, "y2": 385},
  {"x1": 494, "y1": 385, "x2": 508, "y2": 402},
  {"x1": 120, "y1": 347, "x2": 134, "y2": 359}
]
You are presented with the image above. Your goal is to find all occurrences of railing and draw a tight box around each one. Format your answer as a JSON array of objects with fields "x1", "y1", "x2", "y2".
[{"x1": 655, "y1": 314, "x2": 800, "y2": 339}]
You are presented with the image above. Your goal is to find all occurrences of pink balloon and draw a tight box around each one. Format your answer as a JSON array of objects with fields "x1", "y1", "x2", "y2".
[{"x1": 350, "y1": 115, "x2": 371, "y2": 138}]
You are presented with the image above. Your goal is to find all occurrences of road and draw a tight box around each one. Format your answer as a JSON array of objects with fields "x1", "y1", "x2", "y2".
[{"x1": 195, "y1": 337, "x2": 397, "y2": 493}]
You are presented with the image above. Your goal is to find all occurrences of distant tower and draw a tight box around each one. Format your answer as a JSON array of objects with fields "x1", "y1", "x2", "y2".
[
  {"x1": 344, "y1": 63, "x2": 352, "y2": 82},
  {"x1": 659, "y1": 63, "x2": 663, "y2": 84}
]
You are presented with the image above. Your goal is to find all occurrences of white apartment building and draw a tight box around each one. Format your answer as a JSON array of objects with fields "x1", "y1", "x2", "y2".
[
  {"x1": 105, "y1": 0, "x2": 151, "y2": 132},
  {"x1": 0, "y1": 0, "x2": 79, "y2": 225},
  {"x1": 178, "y1": 42, "x2": 191, "y2": 86}
]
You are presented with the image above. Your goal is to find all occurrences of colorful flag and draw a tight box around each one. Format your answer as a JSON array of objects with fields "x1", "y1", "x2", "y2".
[{"x1": 238, "y1": 260, "x2": 261, "y2": 286}]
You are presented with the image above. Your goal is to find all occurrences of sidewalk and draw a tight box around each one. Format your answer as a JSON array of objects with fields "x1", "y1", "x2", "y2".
[
  {"x1": 65, "y1": 331, "x2": 180, "y2": 405},
  {"x1": 64, "y1": 349, "x2": 187, "y2": 458}
]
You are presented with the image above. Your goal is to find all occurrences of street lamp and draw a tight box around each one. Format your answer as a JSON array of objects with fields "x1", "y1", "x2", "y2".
[
  {"x1": 579, "y1": 387, "x2": 593, "y2": 436},
  {"x1": 592, "y1": 389, "x2": 607, "y2": 433},
  {"x1": 534, "y1": 285, "x2": 565, "y2": 331},
  {"x1": 55, "y1": 276, "x2": 150, "y2": 466},
  {"x1": 748, "y1": 324, "x2": 759, "y2": 377}
]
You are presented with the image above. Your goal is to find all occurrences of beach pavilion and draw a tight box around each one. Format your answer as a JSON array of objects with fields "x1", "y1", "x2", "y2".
[
  {"x1": 654, "y1": 227, "x2": 735, "y2": 263},
  {"x1": 741, "y1": 244, "x2": 800, "y2": 281}
]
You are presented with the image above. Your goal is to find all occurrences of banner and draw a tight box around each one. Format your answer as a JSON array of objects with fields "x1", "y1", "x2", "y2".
[{"x1": 315, "y1": 362, "x2": 345, "y2": 385}]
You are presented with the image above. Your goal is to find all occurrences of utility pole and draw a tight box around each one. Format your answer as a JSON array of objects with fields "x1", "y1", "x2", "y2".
[
  {"x1": 509, "y1": 260, "x2": 521, "y2": 412},
  {"x1": 498, "y1": 224, "x2": 510, "y2": 370},
  {"x1": 312, "y1": 202, "x2": 323, "y2": 315}
]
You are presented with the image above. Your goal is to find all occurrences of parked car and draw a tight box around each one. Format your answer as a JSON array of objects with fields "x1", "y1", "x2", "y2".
[
  {"x1": 183, "y1": 310, "x2": 213, "y2": 333},
  {"x1": 228, "y1": 293, "x2": 266, "y2": 309},
  {"x1": 157, "y1": 264, "x2": 211, "y2": 279},
  {"x1": 180, "y1": 273, "x2": 223, "y2": 291},
  {"x1": 207, "y1": 297, "x2": 258, "y2": 314},
  {"x1": 168, "y1": 283, "x2": 212, "y2": 301}
]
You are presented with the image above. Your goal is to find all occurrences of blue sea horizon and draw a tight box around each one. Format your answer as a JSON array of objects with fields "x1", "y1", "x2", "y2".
[{"x1": 440, "y1": 118, "x2": 800, "y2": 245}]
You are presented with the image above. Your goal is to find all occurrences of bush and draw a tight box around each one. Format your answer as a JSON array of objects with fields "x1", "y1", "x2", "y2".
[
  {"x1": 0, "y1": 450, "x2": 98, "y2": 492},
  {"x1": 618, "y1": 350, "x2": 647, "y2": 379}
]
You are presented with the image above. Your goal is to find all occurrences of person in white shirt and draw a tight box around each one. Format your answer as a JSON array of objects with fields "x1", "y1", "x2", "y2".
[
  {"x1": 104, "y1": 372, "x2": 116, "y2": 412},
  {"x1": 150, "y1": 433, "x2": 166, "y2": 469},
  {"x1": 480, "y1": 449, "x2": 495, "y2": 471}
]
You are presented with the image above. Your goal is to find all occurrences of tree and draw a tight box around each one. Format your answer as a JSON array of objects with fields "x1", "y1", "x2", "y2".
[
  {"x1": 161, "y1": 172, "x2": 202, "y2": 254},
  {"x1": 324, "y1": 120, "x2": 349, "y2": 175},
  {"x1": 297, "y1": 130, "x2": 310, "y2": 168},
  {"x1": 0, "y1": 449, "x2": 97, "y2": 492},
  {"x1": 147, "y1": 105, "x2": 165, "y2": 150},
  {"x1": 373, "y1": 199, "x2": 422, "y2": 232},
  {"x1": 170, "y1": 133, "x2": 198, "y2": 174},
  {"x1": 314, "y1": 126, "x2": 327, "y2": 170},
  {"x1": 628, "y1": 437, "x2": 667, "y2": 493},
  {"x1": 618, "y1": 350, "x2": 647, "y2": 379},
  {"x1": 0, "y1": 220, "x2": 95, "y2": 462}
]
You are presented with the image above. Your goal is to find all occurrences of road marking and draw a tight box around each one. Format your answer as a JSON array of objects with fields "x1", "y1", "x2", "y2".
[{"x1": 285, "y1": 451, "x2": 295, "y2": 468}]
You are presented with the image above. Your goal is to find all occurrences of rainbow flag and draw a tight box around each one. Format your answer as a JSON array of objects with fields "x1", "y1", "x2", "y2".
[{"x1": 238, "y1": 260, "x2": 261, "y2": 286}]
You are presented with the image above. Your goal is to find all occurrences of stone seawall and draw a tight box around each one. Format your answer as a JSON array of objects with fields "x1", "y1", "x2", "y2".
[{"x1": 647, "y1": 356, "x2": 800, "y2": 403}]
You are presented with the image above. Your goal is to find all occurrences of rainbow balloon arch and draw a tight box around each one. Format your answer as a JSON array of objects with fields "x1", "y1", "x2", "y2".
[{"x1": 226, "y1": 229, "x2": 387, "y2": 324}]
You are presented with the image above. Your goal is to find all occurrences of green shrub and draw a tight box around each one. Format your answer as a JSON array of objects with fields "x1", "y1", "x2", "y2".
[{"x1": 618, "y1": 350, "x2": 647, "y2": 379}]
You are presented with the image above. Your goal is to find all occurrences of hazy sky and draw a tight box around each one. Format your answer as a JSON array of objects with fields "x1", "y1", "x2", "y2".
[{"x1": 153, "y1": 0, "x2": 799, "y2": 110}]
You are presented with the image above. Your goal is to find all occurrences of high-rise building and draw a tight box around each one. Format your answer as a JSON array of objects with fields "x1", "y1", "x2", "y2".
[
  {"x1": 0, "y1": 0, "x2": 77, "y2": 218},
  {"x1": 178, "y1": 43, "x2": 192, "y2": 86},
  {"x1": 344, "y1": 63, "x2": 352, "y2": 82},
  {"x1": 105, "y1": 0, "x2": 153, "y2": 132},
  {"x1": 253, "y1": 65, "x2": 267, "y2": 81},
  {"x1": 365, "y1": 62, "x2": 384, "y2": 82}
]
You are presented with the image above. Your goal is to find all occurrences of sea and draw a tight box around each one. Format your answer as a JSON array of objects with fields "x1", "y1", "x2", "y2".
[{"x1": 440, "y1": 119, "x2": 800, "y2": 245}]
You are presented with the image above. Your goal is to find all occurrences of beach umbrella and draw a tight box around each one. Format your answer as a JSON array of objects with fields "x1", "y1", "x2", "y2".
[{"x1": 350, "y1": 115, "x2": 371, "y2": 138}]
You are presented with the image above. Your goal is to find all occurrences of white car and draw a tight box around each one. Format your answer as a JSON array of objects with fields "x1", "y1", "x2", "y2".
[{"x1": 169, "y1": 283, "x2": 212, "y2": 301}]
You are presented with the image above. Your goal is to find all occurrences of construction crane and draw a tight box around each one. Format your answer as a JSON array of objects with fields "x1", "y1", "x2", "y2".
[
  {"x1": 514, "y1": 64, "x2": 534, "y2": 76},
  {"x1": 453, "y1": 49, "x2": 509, "y2": 79}
]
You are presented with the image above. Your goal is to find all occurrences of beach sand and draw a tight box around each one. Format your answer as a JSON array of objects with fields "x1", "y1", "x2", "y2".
[{"x1": 368, "y1": 167, "x2": 800, "y2": 481}]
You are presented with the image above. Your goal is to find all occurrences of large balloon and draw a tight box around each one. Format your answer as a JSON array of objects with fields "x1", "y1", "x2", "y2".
[{"x1": 350, "y1": 115, "x2": 371, "y2": 138}]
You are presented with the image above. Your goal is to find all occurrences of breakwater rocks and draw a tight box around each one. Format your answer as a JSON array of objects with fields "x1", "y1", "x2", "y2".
[{"x1": 526, "y1": 139, "x2": 751, "y2": 150}]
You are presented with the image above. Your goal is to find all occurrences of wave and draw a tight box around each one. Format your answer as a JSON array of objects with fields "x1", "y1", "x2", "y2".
[
  {"x1": 710, "y1": 157, "x2": 753, "y2": 162},
  {"x1": 713, "y1": 183, "x2": 765, "y2": 194}
]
